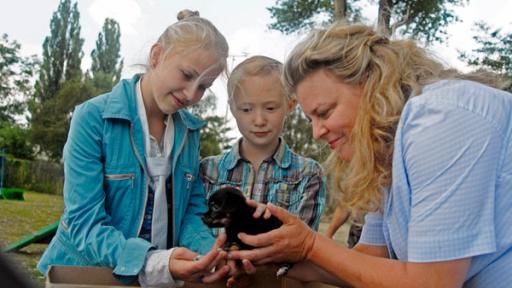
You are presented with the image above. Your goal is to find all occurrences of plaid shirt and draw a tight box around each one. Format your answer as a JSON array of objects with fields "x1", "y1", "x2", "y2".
[{"x1": 200, "y1": 138, "x2": 326, "y2": 230}]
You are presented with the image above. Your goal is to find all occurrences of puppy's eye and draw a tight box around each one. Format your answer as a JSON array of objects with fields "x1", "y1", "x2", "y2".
[{"x1": 212, "y1": 203, "x2": 221, "y2": 211}]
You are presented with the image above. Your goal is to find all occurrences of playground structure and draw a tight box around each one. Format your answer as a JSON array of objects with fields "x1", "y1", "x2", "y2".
[{"x1": 2, "y1": 222, "x2": 58, "y2": 253}]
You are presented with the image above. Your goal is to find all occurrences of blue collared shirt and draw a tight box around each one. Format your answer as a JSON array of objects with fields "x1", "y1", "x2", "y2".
[{"x1": 359, "y1": 80, "x2": 512, "y2": 286}]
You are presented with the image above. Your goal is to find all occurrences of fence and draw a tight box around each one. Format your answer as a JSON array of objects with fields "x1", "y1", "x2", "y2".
[{"x1": 3, "y1": 157, "x2": 63, "y2": 195}]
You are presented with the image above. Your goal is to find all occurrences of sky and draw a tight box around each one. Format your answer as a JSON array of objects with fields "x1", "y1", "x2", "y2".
[{"x1": 1, "y1": 0, "x2": 511, "y2": 136}]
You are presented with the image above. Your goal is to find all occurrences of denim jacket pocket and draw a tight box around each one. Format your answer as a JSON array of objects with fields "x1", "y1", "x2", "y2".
[{"x1": 104, "y1": 172, "x2": 136, "y2": 227}]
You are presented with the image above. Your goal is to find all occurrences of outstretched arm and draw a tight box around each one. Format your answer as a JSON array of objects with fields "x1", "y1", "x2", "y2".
[
  {"x1": 228, "y1": 204, "x2": 471, "y2": 287},
  {"x1": 324, "y1": 205, "x2": 350, "y2": 239}
]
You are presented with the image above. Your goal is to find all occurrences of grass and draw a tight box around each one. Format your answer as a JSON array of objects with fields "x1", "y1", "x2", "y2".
[
  {"x1": 0, "y1": 191, "x2": 349, "y2": 287},
  {"x1": 0, "y1": 191, "x2": 64, "y2": 287}
]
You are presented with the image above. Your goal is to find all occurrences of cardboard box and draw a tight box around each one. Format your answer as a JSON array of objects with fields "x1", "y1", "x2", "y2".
[{"x1": 46, "y1": 265, "x2": 338, "y2": 288}]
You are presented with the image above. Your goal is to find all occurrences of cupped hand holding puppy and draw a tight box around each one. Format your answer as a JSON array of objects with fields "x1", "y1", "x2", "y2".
[
  {"x1": 169, "y1": 233, "x2": 231, "y2": 283},
  {"x1": 228, "y1": 203, "x2": 317, "y2": 265}
]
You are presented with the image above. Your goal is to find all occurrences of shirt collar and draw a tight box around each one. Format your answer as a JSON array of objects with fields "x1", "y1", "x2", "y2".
[{"x1": 224, "y1": 137, "x2": 291, "y2": 170}]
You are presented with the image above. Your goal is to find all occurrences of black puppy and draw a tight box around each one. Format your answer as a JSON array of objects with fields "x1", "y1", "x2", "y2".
[
  {"x1": 202, "y1": 187, "x2": 292, "y2": 277},
  {"x1": 202, "y1": 186, "x2": 282, "y2": 251}
]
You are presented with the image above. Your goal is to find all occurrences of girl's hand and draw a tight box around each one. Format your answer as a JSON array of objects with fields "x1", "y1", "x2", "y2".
[
  {"x1": 169, "y1": 233, "x2": 230, "y2": 283},
  {"x1": 227, "y1": 203, "x2": 317, "y2": 265},
  {"x1": 247, "y1": 199, "x2": 272, "y2": 219}
]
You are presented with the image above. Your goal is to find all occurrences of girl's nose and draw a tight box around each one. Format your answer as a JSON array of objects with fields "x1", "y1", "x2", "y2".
[{"x1": 253, "y1": 110, "x2": 266, "y2": 126}]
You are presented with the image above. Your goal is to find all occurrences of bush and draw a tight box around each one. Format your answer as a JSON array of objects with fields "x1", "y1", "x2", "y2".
[{"x1": 0, "y1": 187, "x2": 25, "y2": 200}]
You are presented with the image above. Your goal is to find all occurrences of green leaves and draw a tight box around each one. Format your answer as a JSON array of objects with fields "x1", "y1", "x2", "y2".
[
  {"x1": 91, "y1": 18, "x2": 123, "y2": 92},
  {"x1": 459, "y1": 22, "x2": 512, "y2": 91},
  {"x1": 267, "y1": 0, "x2": 466, "y2": 43}
]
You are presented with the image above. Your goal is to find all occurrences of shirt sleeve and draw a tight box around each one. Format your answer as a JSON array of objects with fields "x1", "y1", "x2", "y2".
[
  {"x1": 138, "y1": 249, "x2": 184, "y2": 288},
  {"x1": 297, "y1": 163, "x2": 326, "y2": 231},
  {"x1": 399, "y1": 99, "x2": 502, "y2": 262},
  {"x1": 358, "y1": 212, "x2": 386, "y2": 246}
]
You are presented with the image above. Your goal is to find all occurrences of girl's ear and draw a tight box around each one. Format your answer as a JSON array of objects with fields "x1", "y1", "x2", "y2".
[{"x1": 149, "y1": 43, "x2": 163, "y2": 69}]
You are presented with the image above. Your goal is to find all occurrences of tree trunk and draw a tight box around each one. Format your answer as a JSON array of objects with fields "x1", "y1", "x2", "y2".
[
  {"x1": 377, "y1": 0, "x2": 393, "y2": 36},
  {"x1": 333, "y1": 0, "x2": 347, "y2": 20}
]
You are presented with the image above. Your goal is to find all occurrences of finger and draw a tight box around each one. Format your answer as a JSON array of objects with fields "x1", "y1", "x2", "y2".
[
  {"x1": 172, "y1": 247, "x2": 198, "y2": 261},
  {"x1": 253, "y1": 203, "x2": 267, "y2": 218},
  {"x1": 206, "y1": 250, "x2": 227, "y2": 273},
  {"x1": 242, "y1": 259, "x2": 257, "y2": 274},
  {"x1": 227, "y1": 260, "x2": 238, "y2": 277},
  {"x1": 193, "y1": 248, "x2": 221, "y2": 272},
  {"x1": 228, "y1": 244, "x2": 278, "y2": 264},
  {"x1": 237, "y1": 229, "x2": 280, "y2": 248},
  {"x1": 226, "y1": 276, "x2": 237, "y2": 288},
  {"x1": 263, "y1": 206, "x2": 272, "y2": 219},
  {"x1": 197, "y1": 232, "x2": 226, "y2": 267},
  {"x1": 201, "y1": 265, "x2": 230, "y2": 284},
  {"x1": 246, "y1": 198, "x2": 259, "y2": 208},
  {"x1": 266, "y1": 203, "x2": 295, "y2": 224}
]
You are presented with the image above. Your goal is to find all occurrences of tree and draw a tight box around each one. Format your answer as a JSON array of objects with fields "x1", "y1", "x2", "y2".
[
  {"x1": 283, "y1": 106, "x2": 330, "y2": 162},
  {"x1": 459, "y1": 22, "x2": 512, "y2": 92},
  {"x1": 188, "y1": 92, "x2": 233, "y2": 158},
  {"x1": 34, "y1": 0, "x2": 84, "y2": 102},
  {"x1": 30, "y1": 0, "x2": 85, "y2": 160},
  {"x1": 0, "y1": 125, "x2": 34, "y2": 159},
  {"x1": 31, "y1": 79, "x2": 95, "y2": 160},
  {"x1": 268, "y1": 0, "x2": 363, "y2": 34},
  {"x1": 267, "y1": 0, "x2": 466, "y2": 43},
  {"x1": 0, "y1": 34, "x2": 38, "y2": 123},
  {"x1": 379, "y1": 0, "x2": 467, "y2": 43},
  {"x1": 90, "y1": 18, "x2": 123, "y2": 94}
]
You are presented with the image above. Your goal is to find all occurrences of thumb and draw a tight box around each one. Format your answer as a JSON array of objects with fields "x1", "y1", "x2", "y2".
[{"x1": 173, "y1": 247, "x2": 198, "y2": 261}]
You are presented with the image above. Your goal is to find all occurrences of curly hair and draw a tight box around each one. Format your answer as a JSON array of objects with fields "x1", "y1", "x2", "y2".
[{"x1": 283, "y1": 23, "x2": 493, "y2": 213}]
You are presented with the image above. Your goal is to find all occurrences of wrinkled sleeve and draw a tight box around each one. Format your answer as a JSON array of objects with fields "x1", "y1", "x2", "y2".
[
  {"x1": 178, "y1": 136, "x2": 215, "y2": 255},
  {"x1": 359, "y1": 212, "x2": 386, "y2": 246},
  {"x1": 399, "y1": 100, "x2": 502, "y2": 262},
  {"x1": 63, "y1": 103, "x2": 153, "y2": 282}
]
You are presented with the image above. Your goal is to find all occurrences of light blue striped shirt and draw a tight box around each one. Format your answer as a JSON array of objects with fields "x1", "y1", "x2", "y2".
[{"x1": 359, "y1": 80, "x2": 512, "y2": 287}]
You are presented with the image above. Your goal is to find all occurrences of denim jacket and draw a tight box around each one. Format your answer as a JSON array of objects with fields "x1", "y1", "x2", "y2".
[{"x1": 38, "y1": 75, "x2": 214, "y2": 281}]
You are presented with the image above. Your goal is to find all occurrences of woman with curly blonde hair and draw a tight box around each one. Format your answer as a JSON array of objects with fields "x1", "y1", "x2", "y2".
[{"x1": 228, "y1": 23, "x2": 512, "y2": 287}]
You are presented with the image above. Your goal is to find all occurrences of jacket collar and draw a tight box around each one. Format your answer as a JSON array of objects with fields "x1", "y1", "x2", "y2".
[
  {"x1": 224, "y1": 137, "x2": 291, "y2": 170},
  {"x1": 102, "y1": 74, "x2": 204, "y2": 130}
]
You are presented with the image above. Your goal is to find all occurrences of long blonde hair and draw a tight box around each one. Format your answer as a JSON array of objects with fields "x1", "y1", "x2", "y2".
[{"x1": 283, "y1": 23, "x2": 491, "y2": 213}]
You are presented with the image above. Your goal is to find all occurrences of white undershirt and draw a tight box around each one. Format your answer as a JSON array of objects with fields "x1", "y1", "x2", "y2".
[{"x1": 135, "y1": 79, "x2": 183, "y2": 287}]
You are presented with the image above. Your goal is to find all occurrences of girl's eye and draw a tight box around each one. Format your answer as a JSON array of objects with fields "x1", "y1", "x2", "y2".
[
  {"x1": 182, "y1": 70, "x2": 193, "y2": 81},
  {"x1": 241, "y1": 108, "x2": 251, "y2": 113},
  {"x1": 266, "y1": 106, "x2": 276, "y2": 111}
]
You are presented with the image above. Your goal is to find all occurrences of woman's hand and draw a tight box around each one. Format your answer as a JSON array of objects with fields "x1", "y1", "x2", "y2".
[
  {"x1": 227, "y1": 203, "x2": 317, "y2": 265},
  {"x1": 168, "y1": 233, "x2": 230, "y2": 283},
  {"x1": 225, "y1": 259, "x2": 257, "y2": 288}
]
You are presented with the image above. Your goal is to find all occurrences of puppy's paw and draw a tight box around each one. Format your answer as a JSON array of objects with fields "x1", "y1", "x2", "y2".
[{"x1": 223, "y1": 242, "x2": 241, "y2": 251}]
